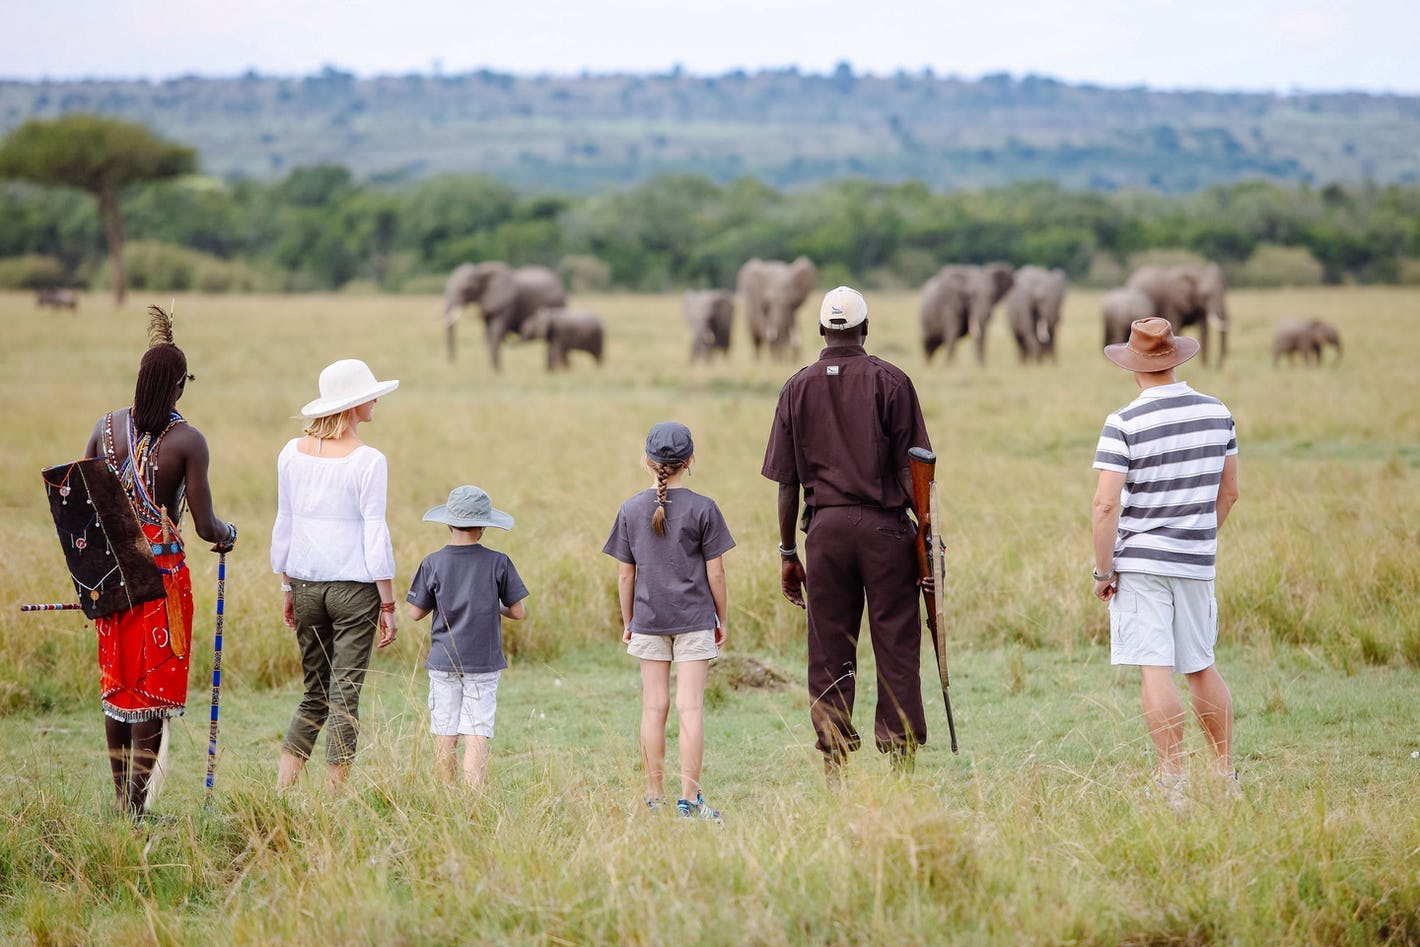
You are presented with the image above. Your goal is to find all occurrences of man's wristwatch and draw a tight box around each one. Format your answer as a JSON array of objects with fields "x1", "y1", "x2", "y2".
[
  {"x1": 1092, "y1": 568, "x2": 1116, "y2": 582},
  {"x1": 778, "y1": 544, "x2": 798, "y2": 559}
]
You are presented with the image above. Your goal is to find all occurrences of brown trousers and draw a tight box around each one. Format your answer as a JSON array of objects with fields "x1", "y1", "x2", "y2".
[{"x1": 804, "y1": 504, "x2": 927, "y2": 758}]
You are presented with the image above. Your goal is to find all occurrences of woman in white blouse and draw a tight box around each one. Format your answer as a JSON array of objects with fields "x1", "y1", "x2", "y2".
[{"x1": 271, "y1": 359, "x2": 399, "y2": 789}]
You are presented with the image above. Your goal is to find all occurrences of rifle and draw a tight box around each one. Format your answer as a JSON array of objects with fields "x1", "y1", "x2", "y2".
[{"x1": 908, "y1": 446, "x2": 958, "y2": 753}]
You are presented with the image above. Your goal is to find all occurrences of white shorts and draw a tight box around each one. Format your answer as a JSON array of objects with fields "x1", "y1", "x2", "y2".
[
  {"x1": 627, "y1": 628, "x2": 718, "y2": 663},
  {"x1": 427, "y1": 669, "x2": 501, "y2": 737},
  {"x1": 1109, "y1": 573, "x2": 1217, "y2": 673}
]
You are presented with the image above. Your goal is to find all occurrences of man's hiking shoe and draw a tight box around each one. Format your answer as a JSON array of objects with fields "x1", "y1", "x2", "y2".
[{"x1": 677, "y1": 792, "x2": 722, "y2": 824}]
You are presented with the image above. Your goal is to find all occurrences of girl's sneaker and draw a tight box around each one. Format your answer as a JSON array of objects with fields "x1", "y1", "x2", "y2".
[{"x1": 676, "y1": 792, "x2": 722, "y2": 825}]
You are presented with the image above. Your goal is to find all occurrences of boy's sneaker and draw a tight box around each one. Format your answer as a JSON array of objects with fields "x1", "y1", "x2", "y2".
[
  {"x1": 1148, "y1": 771, "x2": 1189, "y2": 814},
  {"x1": 644, "y1": 796, "x2": 668, "y2": 812},
  {"x1": 676, "y1": 792, "x2": 722, "y2": 825}
]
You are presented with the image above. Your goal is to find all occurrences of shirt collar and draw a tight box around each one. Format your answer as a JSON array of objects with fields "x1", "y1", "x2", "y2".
[
  {"x1": 818, "y1": 344, "x2": 867, "y2": 360},
  {"x1": 1136, "y1": 381, "x2": 1192, "y2": 400}
]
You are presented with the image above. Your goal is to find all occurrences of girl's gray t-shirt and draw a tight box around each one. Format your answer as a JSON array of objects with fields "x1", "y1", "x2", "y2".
[
  {"x1": 407, "y1": 544, "x2": 528, "y2": 673},
  {"x1": 601, "y1": 487, "x2": 735, "y2": 635}
]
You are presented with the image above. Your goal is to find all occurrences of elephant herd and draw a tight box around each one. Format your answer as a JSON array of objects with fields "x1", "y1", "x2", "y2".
[
  {"x1": 441, "y1": 262, "x2": 603, "y2": 371},
  {"x1": 690, "y1": 259, "x2": 1072, "y2": 367},
  {"x1": 440, "y1": 258, "x2": 1339, "y2": 372}
]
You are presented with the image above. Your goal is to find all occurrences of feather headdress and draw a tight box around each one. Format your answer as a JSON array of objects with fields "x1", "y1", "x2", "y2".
[{"x1": 146, "y1": 304, "x2": 176, "y2": 348}]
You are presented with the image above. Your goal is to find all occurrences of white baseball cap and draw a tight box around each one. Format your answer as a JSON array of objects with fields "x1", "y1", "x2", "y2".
[{"x1": 819, "y1": 286, "x2": 868, "y2": 329}]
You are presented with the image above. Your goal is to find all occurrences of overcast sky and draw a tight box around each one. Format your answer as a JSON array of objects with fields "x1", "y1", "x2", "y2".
[{"x1": 5, "y1": 0, "x2": 1417, "y2": 94}]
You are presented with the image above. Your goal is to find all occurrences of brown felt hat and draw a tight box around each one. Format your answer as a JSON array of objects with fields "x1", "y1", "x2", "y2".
[{"x1": 1104, "y1": 318, "x2": 1199, "y2": 372}]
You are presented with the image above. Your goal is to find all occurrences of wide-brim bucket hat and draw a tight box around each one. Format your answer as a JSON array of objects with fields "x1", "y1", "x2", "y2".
[
  {"x1": 423, "y1": 485, "x2": 514, "y2": 530},
  {"x1": 301, "y1": 358, "x2": 400, "y2": 418},
  {"x1": 1104, "y1": 318, "x2": 1199, "y2": 372}
]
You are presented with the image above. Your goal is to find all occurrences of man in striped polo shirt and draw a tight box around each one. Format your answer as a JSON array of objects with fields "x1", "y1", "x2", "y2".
[{"x1": 1091, "y1": 317, "x2": 1241, "y2": 808}]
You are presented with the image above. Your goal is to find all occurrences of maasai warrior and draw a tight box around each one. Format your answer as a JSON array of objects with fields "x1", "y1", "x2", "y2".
[{"x1": 80, "y1": 305, "x2": 237, "y2": 817}]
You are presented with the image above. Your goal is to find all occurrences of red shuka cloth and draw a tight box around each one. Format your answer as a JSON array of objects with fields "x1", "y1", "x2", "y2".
[{"x1": 95, "y1": 522, "x2": 193, "y2": 721}]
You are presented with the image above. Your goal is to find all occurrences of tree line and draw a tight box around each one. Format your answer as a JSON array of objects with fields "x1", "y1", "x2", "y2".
[{"x1": 2, "y1": 118, "x2": 1418, "y2": 298}]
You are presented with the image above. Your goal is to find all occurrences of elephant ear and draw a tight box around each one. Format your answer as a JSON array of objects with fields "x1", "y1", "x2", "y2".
[
  {"x1": 988, "y1": 264, "x2": 1015, "y2": 302},
  {"x1": 789, "y1": 257, "x2": 818, "y2": 298},
  {"x1": 737, "y1": 258, "x2": 764, "y2": 292},
  {"x1": 482, "y1": 268, "x2": 518, "y2": 316},
  {"x1": 519, "y1": 308, "x2": 550, "y2": 340}
]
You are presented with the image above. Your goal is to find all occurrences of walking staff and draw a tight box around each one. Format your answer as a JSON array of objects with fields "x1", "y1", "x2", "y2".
[{"x1": 205, "y1": 551, "x2": 227, "y2": 810}]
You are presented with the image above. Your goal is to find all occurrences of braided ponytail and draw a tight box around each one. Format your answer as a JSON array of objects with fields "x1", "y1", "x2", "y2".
[
  {"x1": 133, "y1": 343, "x2": 188, "y2": 435},
  {"x1": 650, "y1": 460, "x2": 681, "y2": 536}
]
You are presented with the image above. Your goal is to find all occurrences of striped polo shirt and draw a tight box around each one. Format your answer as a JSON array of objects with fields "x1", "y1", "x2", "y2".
[{"x1": 1092, "y1": 381, "x2": 1237, "y2": 580}]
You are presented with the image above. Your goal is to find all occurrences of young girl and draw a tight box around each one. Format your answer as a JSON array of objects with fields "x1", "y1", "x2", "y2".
[{"x1": 602, "y1": 422, "x2": 734, "y2": 820}]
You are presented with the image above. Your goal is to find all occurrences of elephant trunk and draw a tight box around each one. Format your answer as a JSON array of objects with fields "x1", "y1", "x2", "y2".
[{"x1": 1035, "y1": 316, "x2": 1051, "y2": 348}]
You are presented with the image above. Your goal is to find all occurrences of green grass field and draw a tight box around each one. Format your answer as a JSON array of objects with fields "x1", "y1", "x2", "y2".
[{"x1": 1, "y1": 287, "x2": 1417, "y2": 944}]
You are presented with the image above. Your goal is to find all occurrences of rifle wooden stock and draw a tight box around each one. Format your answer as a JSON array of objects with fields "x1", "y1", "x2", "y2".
[{"x1": 907, "y1": 446, "x2": 959, "y2": 754}]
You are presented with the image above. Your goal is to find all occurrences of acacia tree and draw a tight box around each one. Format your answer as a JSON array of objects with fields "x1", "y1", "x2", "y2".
[{"x1": 0, "y1": 115, "x2": 195, "y2": 303}]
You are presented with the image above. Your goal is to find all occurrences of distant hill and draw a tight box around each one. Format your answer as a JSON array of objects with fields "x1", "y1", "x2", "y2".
[{"x1": 2, "y1": 67, "x2": 1417, "y2": 193}]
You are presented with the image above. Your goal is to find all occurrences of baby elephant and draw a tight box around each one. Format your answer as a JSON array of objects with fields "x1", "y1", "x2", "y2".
[
  {"x1": 1273, "y1": 318, "x2": 1341, "y2": 366},
  {"x1": 684, "y1": 289, "x2": 733, "y2": 362},
  {"x1": 521, "y1": 307, "x2": 604, "y2": 370}
]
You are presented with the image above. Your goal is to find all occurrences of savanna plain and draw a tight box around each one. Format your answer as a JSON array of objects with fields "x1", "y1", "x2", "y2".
[{"x1": 0, "y1": 287, "x2": 1417, "y2": 945}]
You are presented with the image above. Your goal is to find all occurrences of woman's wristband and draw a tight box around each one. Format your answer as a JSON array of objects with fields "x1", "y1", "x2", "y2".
[
  {"x1": 280, "y1": 583, "x2": 293, "y2": 593},
  {"x1": 379, "y1": 601, "x2": 397, "y2": 613},
  {"x1": 778, "y1": 544, "x2": 798, "y2": 559}
]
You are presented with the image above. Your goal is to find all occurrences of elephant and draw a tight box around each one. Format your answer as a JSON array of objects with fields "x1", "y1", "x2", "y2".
[
  {"x1": 919, "y1": 262, "x2": 1015, "y2": 365},
  {"x1": 1004, "y1": 266, "x2": 1067, "y2": 362},
  {"x1": 1100, "y1": 287, "x2": 1155, "y2": 347},
  {"x1": 1124, "y1": 263, "x2": 1229, "y2": 367},
  {"x1": 1273, "y1": 318, "x2": 1341, "y2": 366},
  {"x1": 683, "y1": 289, "x2": 734, "y2": 362},
  {"x1": 518, "y1": 306, "x2": 604, "y2": 370},
  {"x1": 736, "y1": 257, "x2": 818, "y2": 360},
  {"x1": 441, "y1": 262, "x2": 567, "y2": 369}
]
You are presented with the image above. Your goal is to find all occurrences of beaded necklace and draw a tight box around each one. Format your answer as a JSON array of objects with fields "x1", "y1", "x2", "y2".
[{"x1": 103, "y1": 409, "x2": 187, "y2": 528}]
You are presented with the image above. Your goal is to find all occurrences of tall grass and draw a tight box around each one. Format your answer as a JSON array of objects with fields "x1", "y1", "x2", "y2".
[{"x1": 1, "y1": 287, "x2": 1417, "y2": 943}]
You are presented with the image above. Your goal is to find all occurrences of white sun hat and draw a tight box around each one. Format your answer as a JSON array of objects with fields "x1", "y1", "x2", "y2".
[{"x1": 300, "y1": 359, "x2": 400, "y2": 418}]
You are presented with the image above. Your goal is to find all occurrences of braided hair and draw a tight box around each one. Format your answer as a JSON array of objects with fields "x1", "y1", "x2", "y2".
[
  {"x1": 649, "y1": 459, "x2": 684, "y2": 536},
  {"x1": 133, "y1": 305, "x2": 192, "y2": 435},
  {"x1": 132, "y1": 343, "x2": 189, "y2": 435}
]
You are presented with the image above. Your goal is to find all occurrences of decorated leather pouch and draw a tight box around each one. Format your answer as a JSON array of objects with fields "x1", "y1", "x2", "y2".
[{"x1": 43, "y1": 458, "x2": 165, "y2": 620}]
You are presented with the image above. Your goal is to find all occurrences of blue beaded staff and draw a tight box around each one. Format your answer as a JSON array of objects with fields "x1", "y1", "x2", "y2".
[{"x1": 204, "y1": 551, "x2": 226, "y2": 811}]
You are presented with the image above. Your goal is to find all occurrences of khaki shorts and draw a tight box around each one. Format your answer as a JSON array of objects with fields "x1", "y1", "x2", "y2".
[
  {"x1": 627, "y1": 629, "x2": 718, "y2": 663},
  {"x1": 428, "y1": 669, "x2": 501, "y2": 738},
  {"x1": 1110, "y1": 572, "x2": 1217, "y2": 673}
]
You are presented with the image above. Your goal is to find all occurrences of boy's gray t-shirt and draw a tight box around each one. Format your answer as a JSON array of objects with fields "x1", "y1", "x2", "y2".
[
  {"x1": 601, "y1": 487, "x2": 735, "y2": 635},
  {"x1": 407, "y1": 544, "x2": 529, "y2": 673}
]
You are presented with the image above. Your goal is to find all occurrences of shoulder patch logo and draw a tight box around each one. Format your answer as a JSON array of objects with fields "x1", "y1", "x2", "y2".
[{"x1": 826, "y1": 365, "x2": 840, "y2": 375}]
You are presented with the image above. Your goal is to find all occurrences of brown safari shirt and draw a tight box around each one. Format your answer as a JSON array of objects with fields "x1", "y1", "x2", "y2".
[{"x1": 761, "y1": 344, "x2": 931, "y2": 510}]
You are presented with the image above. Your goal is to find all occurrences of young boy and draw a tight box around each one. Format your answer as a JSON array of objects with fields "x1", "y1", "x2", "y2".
[{"x1": 407, "y1": 485, "x2": 528, "y2": 792}]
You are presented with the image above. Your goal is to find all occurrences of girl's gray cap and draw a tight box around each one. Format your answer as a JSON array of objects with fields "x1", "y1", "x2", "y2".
[
  {"x1": 645, "y1": 421, "x2": 694, "y2": 464},
  {"x1": 422, "y1": 485, "x2": 514, "y2": 530}
]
